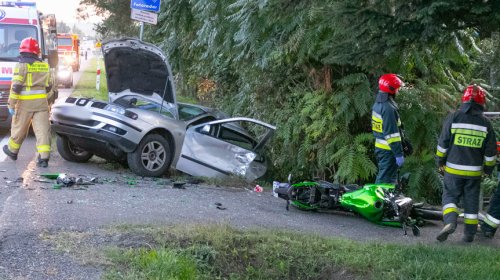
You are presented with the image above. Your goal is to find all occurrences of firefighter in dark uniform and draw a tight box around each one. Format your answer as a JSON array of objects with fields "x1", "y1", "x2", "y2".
[
  {"x1": 435, "y1": 85, "x2": 497, "y2": 242},
  {"x1": 372, "y1": 74, "x2": 405, "y2": 184},
  {"x1": 479, "y1": 143, "x2": 500, "y2": 238},
  {"x1": 2, "y1": 37, "x2": 53, "y2": 167}
]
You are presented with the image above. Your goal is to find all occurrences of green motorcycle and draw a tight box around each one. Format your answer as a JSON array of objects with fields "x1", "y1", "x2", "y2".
[{"x1": 273, "y1": 173, "x2": 442, "y2": 236}]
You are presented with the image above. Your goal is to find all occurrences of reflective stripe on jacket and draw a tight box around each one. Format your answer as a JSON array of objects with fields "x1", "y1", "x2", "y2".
[
  {"x1": 372, "y1": 91, "x2": 403, "y2": 157},
  {"x1": 8, "y1": 59, "x2": 51, "y2": 112},
  {"x1": 436, "y1": 103, "x2": 497, "y2": 178},
  {"x1": 10, "y1": 62, "x2": 49, "y2": 99}
]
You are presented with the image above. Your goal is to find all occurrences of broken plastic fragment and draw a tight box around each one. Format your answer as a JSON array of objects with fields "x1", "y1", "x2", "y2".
[
  {"x1": 173, "y1": 182, "x2": 186, "y2": 189},
  {"x1": 41, "y1": 173, "x2": 60, "y2": 179}
]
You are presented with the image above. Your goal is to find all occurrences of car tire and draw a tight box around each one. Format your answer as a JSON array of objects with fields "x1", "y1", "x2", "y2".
[
  {"x1": 56, "y1": 135, "x2": 94, "y2": 163},
  {"x1": 127, "y1": 134, "x2": 172, "y2": 177}
]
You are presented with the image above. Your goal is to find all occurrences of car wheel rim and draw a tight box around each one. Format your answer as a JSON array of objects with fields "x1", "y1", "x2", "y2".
[{"x1": 140, "y1": 141, "x2": 166, "y2": 172}]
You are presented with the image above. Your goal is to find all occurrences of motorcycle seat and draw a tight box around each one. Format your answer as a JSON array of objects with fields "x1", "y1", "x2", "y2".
[{"x1": 343, "y1": 184, "x2": 361, "y2": 192}]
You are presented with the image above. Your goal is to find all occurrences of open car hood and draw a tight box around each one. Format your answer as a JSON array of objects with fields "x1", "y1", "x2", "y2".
[{"x1": 102, "y1": 38, "x2": 176, "y2": 105}]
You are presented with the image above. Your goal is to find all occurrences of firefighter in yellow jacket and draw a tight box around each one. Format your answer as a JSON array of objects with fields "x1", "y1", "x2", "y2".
[{"x1": 2, "y1": 37, "x2": 53, "y2": 167}]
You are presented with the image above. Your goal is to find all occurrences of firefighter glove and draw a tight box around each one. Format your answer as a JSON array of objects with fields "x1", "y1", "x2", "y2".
[
  {"x1": 438, "y1": 165, "x2": 445, "y2": 174},
  {"x1": 12, "y1": 84, "x2": 22, "y2": 94},
  {"x1": 395, "y1": 156, "x2": 405, "y2": 167},
  {"x1": 8, "y1": 108, "x2": 14, "y2": 116}
]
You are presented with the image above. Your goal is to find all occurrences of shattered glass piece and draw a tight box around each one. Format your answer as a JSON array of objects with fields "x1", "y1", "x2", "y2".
[
  {"x1": 233, "y1": 165, "x2": 248, "y2": 176},
  {"x1": 234, "y1": 152, "x2": 256, "y2": 164}
]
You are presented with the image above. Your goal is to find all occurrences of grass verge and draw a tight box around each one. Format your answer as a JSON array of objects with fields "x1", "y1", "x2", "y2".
[
  {"x1": 71, "y1": 57, "x2": 108, "y2": 101},
  {"x1": 44, "y1": 224, "x2": 500, "y2": 280}
]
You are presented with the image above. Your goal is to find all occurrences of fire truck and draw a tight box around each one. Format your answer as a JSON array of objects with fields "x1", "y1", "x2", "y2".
[
  {"x1": 57, "y1": 33, "x2": 79, "y2": 72},
  {"x1": 0, "y1": 1, "x2": 58, "y2": 127}
]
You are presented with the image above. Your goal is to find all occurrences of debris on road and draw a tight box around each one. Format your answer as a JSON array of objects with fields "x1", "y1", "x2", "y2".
[
  {"x1": 127, "y1": 180, "x2": 136, "y2": 186},
  {"x1": 56, "y1": 174, "x2": 76, "y2": 187},
  {"x1": 254, "y1": 185, "x2": 263, "y2": 192},
  {"x1": 155, "y1": 178, "x2": 172, "y2": 186},
  {"x1": 101, "y1": 178, "x2": 118, "y2": 183},
  {"x1": 123, "y1": 175, "x2": 137, "y2": 186},
  {"x1": 187, "y1": 178, "x2": 203, "y2": 184},
  {"x1": 41, "y1": 173, "x2": 60, "y2": 179},
  {"x1": 5, "y1": 177, "x2": 23, "y2": 187},
  {"x1": 36, "y1": 173, "x2": 98, "y2": 189},
  {"x1": 34, "y1": 179, "x2": 52, "y2": 183},
  {"x1": 215, "y1": 202, "x2": 227, "y2": 210},
  {"x1": 173, "y1": 182, "x2": 186, "y2": 189}
]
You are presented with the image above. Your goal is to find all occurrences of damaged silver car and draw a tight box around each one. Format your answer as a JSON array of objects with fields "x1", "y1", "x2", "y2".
[{"x1": 50, "y1": 38, "x2": 276, "y2": 180}]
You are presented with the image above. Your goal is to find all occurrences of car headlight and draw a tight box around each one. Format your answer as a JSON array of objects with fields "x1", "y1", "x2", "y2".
[
  {"x1": 57, "y1": 70, "x2": 71, "y2": 78},
  {"x1": 103, "y1": 104, "x2": 138, "y2": 120},
  {"x1": 104, "y1": 104, "x2": 126, "y2": 115},
  {"x1": 64, "y1": 56, "x2": 75, "y2": 64}
]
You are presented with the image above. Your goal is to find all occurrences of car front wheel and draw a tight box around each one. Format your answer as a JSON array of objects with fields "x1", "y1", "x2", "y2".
[
  {"x1": 127, "y1": 134, "x2": 172, "y2": 177},
  {"x1": 56, "y1": 135, "x2": 94, "y2": 162}
]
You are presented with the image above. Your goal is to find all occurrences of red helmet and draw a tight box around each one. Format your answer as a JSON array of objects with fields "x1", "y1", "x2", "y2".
[
  {"x1": 19, "y1": 37, "x2": 40, "y2": 55},
  {"x1": 462, "y1": 84, "x2": 486, "y2": 106},
  {"x1": 379, "y1": 74, "x2": 403, "y2": 94}
]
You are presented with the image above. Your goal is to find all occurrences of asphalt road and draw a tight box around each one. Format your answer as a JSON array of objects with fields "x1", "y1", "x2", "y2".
[{"x1": 0, "y1": 56, "x2": 498, "y2": 279}]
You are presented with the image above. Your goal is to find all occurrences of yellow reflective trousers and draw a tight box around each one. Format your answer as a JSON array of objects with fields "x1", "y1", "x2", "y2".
[{"x1": 8, "y1": 110, "x2": 50, "y2": 160}]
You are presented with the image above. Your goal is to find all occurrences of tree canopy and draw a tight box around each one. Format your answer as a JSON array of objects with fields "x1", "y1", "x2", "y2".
[
  {"x1": 78, "y1": 0, "x2": 138, "y2": 39},
  {"x1": 56, "y1": 21, "x2": 70, "y2": 33},
  {"x1": 81, "y1": 0, "x2": 500, "y2": 202}
]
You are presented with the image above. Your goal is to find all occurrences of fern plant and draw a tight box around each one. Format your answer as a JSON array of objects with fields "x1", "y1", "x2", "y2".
[{"x1": 137, "y1": 0, "x2": 500, "y2": 202}]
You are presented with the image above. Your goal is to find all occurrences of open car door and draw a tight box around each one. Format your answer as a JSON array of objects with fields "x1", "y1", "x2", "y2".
[{"x1": 175, "y1": 117, "x2": 276, "y2": 181}]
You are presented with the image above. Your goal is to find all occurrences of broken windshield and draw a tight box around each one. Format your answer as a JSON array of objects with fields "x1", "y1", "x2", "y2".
[{"x1": 0, "y1": 25, "x2": 37, "y2": 60}]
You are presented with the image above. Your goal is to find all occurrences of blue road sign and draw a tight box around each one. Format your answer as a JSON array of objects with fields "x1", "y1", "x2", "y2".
[{"x1": 130, "y1": 0, "x2": 161, "y2": 13}]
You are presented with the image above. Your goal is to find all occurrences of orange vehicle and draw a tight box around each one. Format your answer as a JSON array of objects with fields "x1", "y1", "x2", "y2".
[{"x1": 57, "y1": 33, "x2": 80, "y2": 71}]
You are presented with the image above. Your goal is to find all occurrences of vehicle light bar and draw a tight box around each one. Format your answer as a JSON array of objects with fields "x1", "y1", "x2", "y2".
[{"x1": 0, "y1": 1, "x2": 36, "y2": 7}]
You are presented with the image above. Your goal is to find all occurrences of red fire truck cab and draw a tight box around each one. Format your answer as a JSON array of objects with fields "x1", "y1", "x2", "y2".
[{"x1": 57, "y1": 33, "x2": 79, "y2": 72}]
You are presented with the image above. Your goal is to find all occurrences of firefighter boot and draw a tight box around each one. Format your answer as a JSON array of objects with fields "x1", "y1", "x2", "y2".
[
  {"x1": 462, "y1": 234, "x2": 475, "y2": 243},
  {"x1": 37, "y1": 155, "x2": 48, "y2": 168},
  {"x1": 3, "y1": 145, "x2": 17, "y2": 160},
  {"x1": 437, "y1": 223, "x2": 456, "y2": 242},
  {"x1": 479, "y1": 221, "x2": 497, "y2": 238}
]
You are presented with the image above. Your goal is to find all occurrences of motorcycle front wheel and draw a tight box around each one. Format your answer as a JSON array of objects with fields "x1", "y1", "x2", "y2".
[{"x1": 413, "y1": 206, "x2": 442, "y2": 221}]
